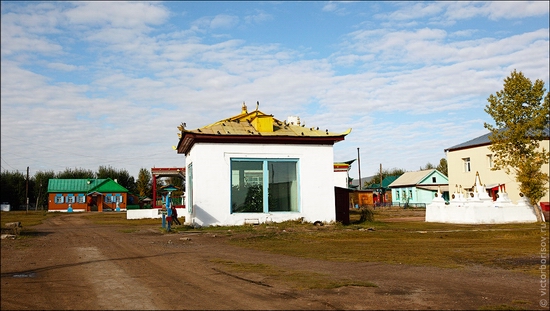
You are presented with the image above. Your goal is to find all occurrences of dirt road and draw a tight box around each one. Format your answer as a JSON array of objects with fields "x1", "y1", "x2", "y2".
[{"x1": 1, "y1": 214, "x2": 547, "y2": 310}]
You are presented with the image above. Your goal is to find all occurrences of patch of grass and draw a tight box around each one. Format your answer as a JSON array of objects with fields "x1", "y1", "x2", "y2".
[
  {"x1": 224, "y1": 211, "x2": 543, "y2": 276},
  {"x1": 81, "y1": 212, "x2": 160, "y2": 226},
  {"x1": 1, "y1": 211, "x2": 61, "y2": 227},
  {"x1": 210, "y1": 259, "x2": 377, "y2": 290}
]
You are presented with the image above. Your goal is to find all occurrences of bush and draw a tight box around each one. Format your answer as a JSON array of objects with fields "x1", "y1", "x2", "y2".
[{"x1": 359, "y1": 206, "x2": 375, "y2": 222}]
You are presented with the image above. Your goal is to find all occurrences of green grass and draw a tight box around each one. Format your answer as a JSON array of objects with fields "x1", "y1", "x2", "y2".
[{"x1": 210, "y1": 258, "x2": 377, "y2": 290}]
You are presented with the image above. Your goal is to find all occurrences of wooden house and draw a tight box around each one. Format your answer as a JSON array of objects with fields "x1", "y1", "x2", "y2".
[
  {"x1": 389, "y1": 169, "x2": 449, "y2": 207},
  {"x1": 47, "y1": 178, "x2": 129, "y2": 212}
]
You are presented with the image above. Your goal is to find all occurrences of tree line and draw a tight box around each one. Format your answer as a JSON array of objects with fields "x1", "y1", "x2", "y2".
[{"x1": 0, "y1": 166, "x2": 178, "y2": 210}]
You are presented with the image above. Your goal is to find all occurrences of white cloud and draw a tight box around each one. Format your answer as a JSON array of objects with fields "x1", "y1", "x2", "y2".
[
  {"x1": 244, "y1": 10, "x2": 273, "y2": 24},
  {"x1": 322, "y1": 2, "x2": 339, "y2": 12},
  {"x1": 45, "y1": 62, "x2": 82, "y2": 71},
  {"x1": 64, "y1": 2, "x2": 169, "y2": 28},
  {"x1": 209, "y1": 14, "x2": 240, "y2": 29},
  {"x1": 1, "y1": 1, "x2": 548, "y2": 178}
]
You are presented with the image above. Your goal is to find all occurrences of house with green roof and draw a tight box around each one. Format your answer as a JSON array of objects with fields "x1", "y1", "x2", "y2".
[
  {"x1": 389, "y1": 169, "x2": 449, "y2": 207},
  {"x1": 47, "y1": 178, "x2": 129, "y2": 212},
  {"x1": 366, "y1": 175, "x2": 400, "y2": 206}
]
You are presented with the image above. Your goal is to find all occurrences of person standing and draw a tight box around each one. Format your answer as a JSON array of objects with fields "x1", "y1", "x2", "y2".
[{"x1": 171, "y1": 206, "x2": 181, "y2": 225}]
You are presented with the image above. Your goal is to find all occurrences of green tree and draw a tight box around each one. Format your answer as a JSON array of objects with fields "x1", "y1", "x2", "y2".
[
  {"x1": 420, "y1": 159, "x2": 448, "y2": 176},
  {"x1": 136, "y1": 168, "x2": 152, "y2": 198},
  {"x1": 436, "y1": 158, "x2": 448, "y2": 177},
  {"x1": 484, "y1": 69, "x2": 550, "y2": 221},
  {"x1": 32, "y1": 170, "x2": 55, "y2": 210},
  {"x1": 420, "y1": 162, "x2": 435, "y2": 170},
  {"x1": 168, "y1": 175, "x2": 185, "y2": 199},
  {"x1": 0, "y1": 170, "x2": 26, "y2": 209},
  {"x1": 56, "y1": 167, "x2": 95, "y2": 179},
  {"x1": 96, "y1": 165, "x2": 136, "y2": 194},
  {"x1": 363, "y1": 167, "x2": 405, "y2": 188}
]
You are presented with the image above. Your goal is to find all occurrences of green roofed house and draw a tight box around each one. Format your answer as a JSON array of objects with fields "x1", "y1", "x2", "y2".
[
  {"x1": 366, "y1": 175, "x2": 400, "y2": 206},
  {"x1": 388, "y1": 169, "x2": 449, "y2": 207},
  {"x1": 47, "y1": 178, "x2": 129, "y2": 212}
]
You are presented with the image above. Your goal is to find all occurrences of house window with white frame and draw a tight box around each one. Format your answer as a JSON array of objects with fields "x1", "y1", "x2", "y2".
[
  {"x1": 231, "y1": 159, "x2": 299, "y2": 213},
  {"x1": 487, "y1": 154, "x2": 493, "y2": 168},
  {"x1": 66, "y1": 194, "x2": 76, "y2": 204},
  {"x1": 463, "y1": 157, "x2": 471, "y2": 172},
  {"x1": 77, "y1": 194, "x2": 86, "y2": 203},
  {"x1": 54, "y1": 195, "x2": 64, "y2": 204}
]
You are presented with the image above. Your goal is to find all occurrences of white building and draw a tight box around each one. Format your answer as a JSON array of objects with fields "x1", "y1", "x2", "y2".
[
  {"x1": 445, "y1": 131, "x2": 549, "y2": 206},
  {"x1": 175, "y1": 103, "x2": 351, "y2": 227}
]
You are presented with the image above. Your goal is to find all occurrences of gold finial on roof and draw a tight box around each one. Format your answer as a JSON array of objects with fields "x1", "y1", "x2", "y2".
[{"x1": 242, "y1": 102, "x2": 248, "y2": 114}]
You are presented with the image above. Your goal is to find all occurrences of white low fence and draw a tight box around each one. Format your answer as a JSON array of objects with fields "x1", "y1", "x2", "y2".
[
  {"x1": 127, "y1": 208, "x2": 185, "y2": 220},
  {"x1": 426, "y1": 196, "x2": 540, "y2": 224}
]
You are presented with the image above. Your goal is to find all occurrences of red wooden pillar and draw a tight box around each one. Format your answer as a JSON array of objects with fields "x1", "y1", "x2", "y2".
[{"x1": 152, "y1": 173, "x2": 158, "y2": 208}]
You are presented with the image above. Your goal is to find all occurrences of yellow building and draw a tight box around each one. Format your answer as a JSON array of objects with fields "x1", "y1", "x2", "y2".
[{"x1": 445, "y1": 132, "x2": 549, "y2": 206}]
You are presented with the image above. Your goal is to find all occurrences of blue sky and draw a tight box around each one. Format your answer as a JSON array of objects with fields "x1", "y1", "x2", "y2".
[{"x1": 1, "y1": 1, "x2": 549, "y2": 180}]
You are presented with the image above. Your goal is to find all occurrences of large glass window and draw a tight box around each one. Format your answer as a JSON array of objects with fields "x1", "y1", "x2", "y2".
[{"x1": 231, "y1": 159, "x2": 298, "y2": 213}]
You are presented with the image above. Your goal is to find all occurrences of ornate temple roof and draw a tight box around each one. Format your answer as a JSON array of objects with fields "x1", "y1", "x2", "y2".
[{"x1": 176, "y1": 102, "x2": 351, "y2": 155}]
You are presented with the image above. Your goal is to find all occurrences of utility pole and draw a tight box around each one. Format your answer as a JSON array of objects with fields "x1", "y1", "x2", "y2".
[
  {"x1": 380, "y1": 163, "x2": 383, "y2": 204},
  {"x1": 357, "y1": 148, "x2": 361, "y2": 190},
  {"x1": 26, "y1": 166, "x2": 29, "y2": 214}
]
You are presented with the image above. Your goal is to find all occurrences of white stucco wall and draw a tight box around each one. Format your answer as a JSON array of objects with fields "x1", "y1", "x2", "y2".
[
  {"x1": 333, "y1": 170, "x2": 349, "y2": 188},
  {"x1": 426, "y1": 197, "x2": 539, "y2": 224},
  {"x1": 184, "y1": 142, "x2": 337, "y2": 226}
]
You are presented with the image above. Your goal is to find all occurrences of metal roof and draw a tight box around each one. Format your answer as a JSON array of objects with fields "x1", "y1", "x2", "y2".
[
  {"x1": 366, "y1": 175, "x2": 400, "y2": 189},
  {"x1": 47, "y1": 178, "x2": 129, "y2": 193},
  {"x1": 445, "y1": 132, "x2": 491, "y2": 152},
  {"x1": 446, "y1": 127, "x2": 550, "y2": 152},
  {"x1": 389, "y1": 169, "x2": 441, "y2": 187}
]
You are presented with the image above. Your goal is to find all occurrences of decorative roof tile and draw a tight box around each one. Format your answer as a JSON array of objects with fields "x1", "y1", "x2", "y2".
[{"x1": 176, "y1": 103, "x2": 352, "y2": 154}]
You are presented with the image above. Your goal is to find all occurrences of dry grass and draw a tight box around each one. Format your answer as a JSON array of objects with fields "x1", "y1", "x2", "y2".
[
  {"x1": 81, "y1": 212, "x2": 160, "y2": 226},
  {"x1": 1, "y1": 211, "x2": 61, "y2": 227},
  {"x1": 210, "y1": 258, "x2": 377, "y2": 290},
  {"x1": 225, "y1": 209, "x2": 546, "y2": 276}
]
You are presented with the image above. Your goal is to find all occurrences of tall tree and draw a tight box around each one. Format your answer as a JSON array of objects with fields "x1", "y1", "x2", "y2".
[
  {"x1": 484, "y1": 69, "x2": 550, "y2": 221},
  {"x1": 419, "y1": 162, "x2": 435, "y2": 170},
  {"x1": 436, "y1": 158, "x2": 448, "y2": 177},
  {"x1": 363, "y1": 167, "x2": 405, "y2": 188},
  {"x1": 136, "y1": 168, "x2": 152, "y2": 198},
  {"x1": 0, "y1": 170, "x2": 26, "y2": 209},
  {"x1": 32, "y1": 170, "x2": 55, "y2": 210},
  {"x1": 96, "y1": 165, "x2": 136, "y2": 194},
  {"x1": 56, "y1": 167, "x2": 95, "y2": 179}
]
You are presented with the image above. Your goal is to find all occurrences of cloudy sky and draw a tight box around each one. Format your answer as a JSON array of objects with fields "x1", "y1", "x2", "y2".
[{"x1": 1, "y1": 1, "x2": 549, "y2": 180}]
